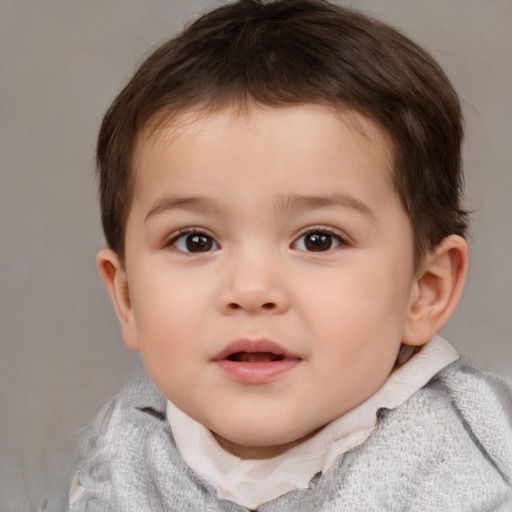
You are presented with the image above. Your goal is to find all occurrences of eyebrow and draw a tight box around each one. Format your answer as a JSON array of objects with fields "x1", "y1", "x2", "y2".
[
  {"x1": 275, "y1": 193, "x2": 376, "y2": 222},
  {"x1": 145, "y1": 192, "x2": 376, "y2": 223},
  {"x1": 145, "y1": 196, "x2": 223, "y2": 222}
]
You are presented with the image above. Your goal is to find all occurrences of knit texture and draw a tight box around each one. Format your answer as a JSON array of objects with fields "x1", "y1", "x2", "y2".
[{"x1": 69, "y1": 360, "x2": 512, "y2": 511}]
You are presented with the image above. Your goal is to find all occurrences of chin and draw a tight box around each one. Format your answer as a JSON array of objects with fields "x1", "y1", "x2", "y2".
[
  {"x1": 211, "y1": 421, "x2": 319, "y2": 459},
  {"x1": 219, "y1": 428, "x2": 290, "y2": 447}
]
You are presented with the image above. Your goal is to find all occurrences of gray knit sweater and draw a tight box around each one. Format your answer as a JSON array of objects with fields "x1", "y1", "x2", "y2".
[{"x1": 70, "y1": 360, "x2": 512, "y2": 511}]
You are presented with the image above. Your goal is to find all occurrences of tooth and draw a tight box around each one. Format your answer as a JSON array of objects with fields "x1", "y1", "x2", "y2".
[{"x1": 241, "y1": 353, "x2": 257, "y2": 362}]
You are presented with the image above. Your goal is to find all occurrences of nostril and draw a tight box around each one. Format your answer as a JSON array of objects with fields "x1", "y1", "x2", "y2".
[{"x1": 224, "y1": 300, "x2": 280, "y2": 313}]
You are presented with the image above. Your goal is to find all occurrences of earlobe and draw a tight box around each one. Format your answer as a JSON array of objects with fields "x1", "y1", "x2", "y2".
[
  {"x1": 402, "y1": 235, "x2": 468, "y2": 346},
  {"x1": 96, "y1": 248, "x2": 140, "y2": 351}
]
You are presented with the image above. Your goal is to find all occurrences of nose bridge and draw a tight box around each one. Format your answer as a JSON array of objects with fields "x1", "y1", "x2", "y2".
[{"x1": 219, "y1": 243, "x2": 288, "y2": 314}]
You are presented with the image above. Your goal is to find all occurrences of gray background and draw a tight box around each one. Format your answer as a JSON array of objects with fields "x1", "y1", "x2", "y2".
[{"x1": 1, "y1": 0, "x2": 511, "y2": 510}]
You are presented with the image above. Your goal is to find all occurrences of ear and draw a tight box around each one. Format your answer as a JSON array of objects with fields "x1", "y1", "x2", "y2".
[
  {"x1": 402, "y1": 235, "x2": 468, "y2": 346},
  {"x1": 96, "y1": 248, "x2": 140, "y2": 351}
]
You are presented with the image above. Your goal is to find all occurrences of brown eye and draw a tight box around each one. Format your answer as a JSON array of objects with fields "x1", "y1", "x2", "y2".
[
  {"x1": 186, "y1": 234, "x2": 213, "y2": 252},
  {"x1": 304, "y1": 233, "x2": 332, "y2": 251},
  {"x1": 171, "y1": 232, "x2": 219, "y2": 253},
  {"x1": 293, "y1": 231, "x2": 344, "y2": 252}
]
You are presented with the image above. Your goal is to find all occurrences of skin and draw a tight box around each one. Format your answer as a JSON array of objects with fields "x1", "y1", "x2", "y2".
[{"x1": 98, "y1": 104, "x2": 468, "y2": 459}]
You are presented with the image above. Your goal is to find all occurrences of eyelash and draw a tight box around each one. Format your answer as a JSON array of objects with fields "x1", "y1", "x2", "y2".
[
  {"x1": 165, "y1": 228, "x2": 220, "y2": 254},
  {"x1": 164, "y1": 226, "x2": 349, "y2": 254},
  {"x1": 292, "y1": 227, "x2": 348, "y2": 253}
]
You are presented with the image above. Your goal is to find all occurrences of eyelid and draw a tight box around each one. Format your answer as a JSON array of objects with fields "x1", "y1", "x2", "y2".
[
  {"x1": 291, "y1": 225, "x2": 350, "y2": 250},
  {"x1": 164, "y1": 227, "x2": 220, "y2": 252}
]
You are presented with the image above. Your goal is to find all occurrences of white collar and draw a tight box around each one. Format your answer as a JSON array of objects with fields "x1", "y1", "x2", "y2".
[{"x1": 167, "y1": 336, "x2": 458, "y2": 509}]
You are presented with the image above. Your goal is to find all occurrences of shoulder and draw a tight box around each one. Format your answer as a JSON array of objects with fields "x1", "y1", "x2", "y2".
[
  {"x1": 70, "y1": 373, "x2": 223, "y2": 511},
  {"x1": 76, "y1": 370, "x2": 170, "y2": 464},
  {"x1": 430, "y1": 359, "x2": 512, "y2": 481},
  {"x1": 394, "y1": 359, "x2": 512, "y2": 490},
  {"x1": 70, "y1": 372, "x2": 168, "y2": 508},
  {"x1": 296, "y1": 360, "x2": 512, "y2": 512},
  {"x1": 359, "y1": 359, "x2": 512, "y2": 510},
  {"x1": 88, "y1": 370, "x2": 168, "y2": 430}
]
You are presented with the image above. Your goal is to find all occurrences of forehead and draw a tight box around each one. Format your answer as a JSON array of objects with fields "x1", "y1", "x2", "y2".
[{"x1": 132, "y1": 103, "x2": 395, "y2": 192}]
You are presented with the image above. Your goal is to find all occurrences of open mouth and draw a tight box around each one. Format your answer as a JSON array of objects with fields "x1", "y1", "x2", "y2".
[
  {"x1": 226, "y1": 352, "x2": 286, "y2": 362},
  {"x1": 213, "y1": 339, "x2": 301, "y2": 383},
  {"x1": 213, "y1": 338, "x2": 298, "y2": 362}
]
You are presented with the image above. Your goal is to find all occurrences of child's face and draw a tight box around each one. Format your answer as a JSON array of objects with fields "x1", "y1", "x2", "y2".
[{"x1": 119, "y1": 105, "x2": 421, "y2": 458}]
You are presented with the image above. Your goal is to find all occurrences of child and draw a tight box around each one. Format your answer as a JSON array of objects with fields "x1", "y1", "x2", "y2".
[{"x1": 69, "y1": 0, "x2": 512, "y2": 510}]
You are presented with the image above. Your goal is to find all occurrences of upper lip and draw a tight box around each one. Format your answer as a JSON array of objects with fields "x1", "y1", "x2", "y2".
[{"x1": 212, "y1": 338, "x2": 301, "y2": 361}]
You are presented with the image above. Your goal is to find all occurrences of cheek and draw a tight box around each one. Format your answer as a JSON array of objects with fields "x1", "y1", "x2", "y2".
[
  {"x1": 134, "y1": 260, "x2": 208, "y2": 309},
  {"x1": 132, "y1": 283, "x2": 203, "y2": 398},
  {"x1": 318, "y1": 260, "x2": 405, "y2": 310},
  {"x1": 129, "y1": 267, "x2": 208, "y2": 353},
  {"x1": 304, "y1": 257, "x2": 412, "y2": 346}
]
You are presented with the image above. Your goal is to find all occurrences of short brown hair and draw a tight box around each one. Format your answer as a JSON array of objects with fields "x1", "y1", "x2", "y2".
[{"x1": 97, "y1": 0, "x2": 468, "y2": 265}]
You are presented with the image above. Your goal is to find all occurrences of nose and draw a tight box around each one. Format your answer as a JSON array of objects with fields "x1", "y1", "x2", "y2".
[{"x1": 217, "y1": 252, "x2": 290, "y2": 315}]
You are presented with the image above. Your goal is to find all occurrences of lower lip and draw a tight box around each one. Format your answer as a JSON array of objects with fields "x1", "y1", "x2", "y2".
[{"x1": 215, "y1": 358, "x2": 301, "y2": 384}]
